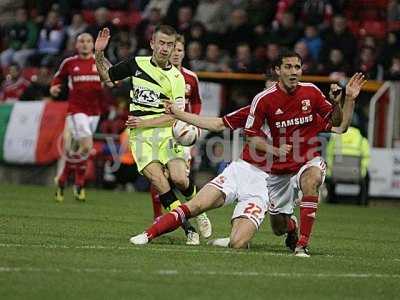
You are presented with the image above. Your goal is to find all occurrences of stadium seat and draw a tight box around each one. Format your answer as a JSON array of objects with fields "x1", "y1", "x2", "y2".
[
  {"x1": 347, "y1": 21, "x2": 360, "y2": 37},
  {"x1": 126, "y1": 10, "x2": 142, "y2": 28},
  {"x1": 82, "y1": 10, "x2": 96, "y2": 24},
  {"x1": 378, "y1": 0, "x2": 389, "y2": 8},
  {"x1": 21, "y1": 67, "x2": 39, "y2": 81},
  {"x1": 359, "y1": 21, "x2": 387, "y2": 39},
  {"x1": 388, "y1": 21, "x2": 400, "y2": 32},
  {"x1": 109, "y1": 10, "x2": 128, "y2": 27}
]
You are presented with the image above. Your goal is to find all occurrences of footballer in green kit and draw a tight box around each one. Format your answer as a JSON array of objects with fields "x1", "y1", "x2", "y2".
[{"x1": 95, "y1": 25, "x2": 201, "y2": 244}]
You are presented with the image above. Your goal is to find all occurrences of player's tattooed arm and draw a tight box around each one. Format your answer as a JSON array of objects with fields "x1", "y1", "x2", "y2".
[
  {"x1": 94, "y1": 28, "x2": 114, "y2": 87},
  {"x1": 95, "y1": 51, "x2": 114, "y2": 87},
  {"x1": 165, "y1": 100, "x2": 226, "y2": 132}
]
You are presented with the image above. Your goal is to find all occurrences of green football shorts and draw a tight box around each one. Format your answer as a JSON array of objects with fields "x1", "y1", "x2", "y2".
[{"x1": 129, "y1": 126, "x2": 185, "y2": 172}]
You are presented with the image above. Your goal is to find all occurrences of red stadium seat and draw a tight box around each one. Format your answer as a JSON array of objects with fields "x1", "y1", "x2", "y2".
[
  {"x1": 109, "y1": 10, "x2": 128, "y2": 27},
  {"x1": 359, "y1": 21, "x2": 387, "y2": 39},
  {"x1": 126, "y1": 10, "x2": 142, "y2": 28},
  {"x1": 21, "y1": 67, "x2": 39, "y2": 81},
  {"x1": 388, "y1": 21, "x2": 400, "y2": 32},
  {"x1": 358, "y1": 9, "x2": 382, "y2": 21},
  {"x1": 347, "y1": 21, "x2": 360, "y2": 37},
  {"x1": 376, "y1": 0, "x2": 389, "y2": 9},
  {"x1": 82, "y1": 10, "x2": 96, "y2": 24}
]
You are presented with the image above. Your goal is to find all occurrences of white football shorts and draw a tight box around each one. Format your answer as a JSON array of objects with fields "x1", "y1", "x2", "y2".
[
  {"x1": 207, "y1": 159, "x2": 269, "y2": 229},
  {"x1": 267, "y1": 156, "x2": 327, "y2": 215},
  {"x1": 66, "y1": 113, "x2": 100, "y2": 140}
]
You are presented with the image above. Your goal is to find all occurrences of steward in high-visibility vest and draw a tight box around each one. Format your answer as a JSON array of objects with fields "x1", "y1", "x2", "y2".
[{"x1": 326, "y1": 126, "x2": 370, "y2": 178}]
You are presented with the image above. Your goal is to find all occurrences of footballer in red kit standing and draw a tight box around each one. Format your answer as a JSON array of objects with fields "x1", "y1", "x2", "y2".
[
  {"x1": 51, "y1": 33, "x2": 106, "y2": 202},
  {"x1": 244, "y1": 50, "x2": 345, "y2": 257}
]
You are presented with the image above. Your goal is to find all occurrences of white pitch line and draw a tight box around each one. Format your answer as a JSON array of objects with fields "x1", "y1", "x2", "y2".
[
  {"x1": 0, "y1": 242, "x2": 287, "y2": 257},
  {"x1": 0, "y1": 243, "x2": 399, "y2": 263},
  {"x1": 0, "y1": 266, "x2": 399, "y2": 279}
]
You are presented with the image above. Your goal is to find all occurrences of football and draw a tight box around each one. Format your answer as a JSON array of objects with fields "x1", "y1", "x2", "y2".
[{"x1": 172, "y1": 120, "x2": 201, "y2": 146}]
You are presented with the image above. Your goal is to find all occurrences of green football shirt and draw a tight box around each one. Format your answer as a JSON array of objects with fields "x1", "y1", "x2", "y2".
[{"x1": 108, "y1": 56, "x2": 185, "y2": 117}]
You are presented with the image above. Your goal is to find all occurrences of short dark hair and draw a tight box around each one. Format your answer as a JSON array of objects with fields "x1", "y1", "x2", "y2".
[
  {"x1": 276, "y1": 50, "x2": 303, "y2": 67},
  {"x1": 154, "y1": 25, "x2": 177, "y2": 37},
  {"x1": 176, "y1": 34, "x2": 185, "y2": 45}
]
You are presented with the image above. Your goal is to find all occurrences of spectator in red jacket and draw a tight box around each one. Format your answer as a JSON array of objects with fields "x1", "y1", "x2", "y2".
[{"x1": 0, "y1": 64, "x2": 30, "y2": 102}]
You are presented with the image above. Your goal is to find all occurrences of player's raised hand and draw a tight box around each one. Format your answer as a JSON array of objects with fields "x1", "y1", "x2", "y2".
[
  {"x1": 50, "y1": 84, "x2": 61, "y2": 97},
  {"x1": 345, "y1": 72, "x2": 367, "y2": 101},
  {"x1": 95, "y1": 28, "x2": 111, "y2": 52},
  {"x1": 329, "y1": 83, "x2": 343, "y2": 104}
]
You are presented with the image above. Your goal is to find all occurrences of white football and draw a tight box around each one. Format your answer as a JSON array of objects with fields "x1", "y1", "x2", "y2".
[{"x1": 172, "y1": 120, "x2": 201, "y2": 146}]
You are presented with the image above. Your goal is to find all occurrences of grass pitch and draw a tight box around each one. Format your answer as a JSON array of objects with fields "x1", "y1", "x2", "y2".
[{"x1": 0, "y1": 184, "x2": 399, "y2": 300}]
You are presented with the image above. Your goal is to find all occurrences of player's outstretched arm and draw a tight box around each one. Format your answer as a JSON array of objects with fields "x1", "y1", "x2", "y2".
[
  {"x1": 95, "y1": 28, "x2": 114, "y2": 87},
  {"x1": 126, "y1": 115, "x2": 175, "y2": 129},
  {"x1": 331, "y1": 73, "x2": 366, "y2": 134},
  {"x1": 165, "y1": 100, "x2": 226, "y2": 132}
]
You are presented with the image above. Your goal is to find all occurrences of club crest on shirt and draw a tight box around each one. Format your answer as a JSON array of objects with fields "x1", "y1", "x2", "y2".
[{"x1": 301, "y1": 99, "x2": 311, "y2": 113}]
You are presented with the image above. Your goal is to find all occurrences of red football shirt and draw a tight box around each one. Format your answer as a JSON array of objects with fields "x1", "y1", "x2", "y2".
[
  {"x1": 222, "y1": 105, "x2": 250, "y2": 130},
  {"x1": 245, "y1": 82, "x2": 333, "y2": 174},
  {"x1": 223, "y1": 105, "x2": 271, "y2": 170},
  {"x1": 51, "y1": 55, "x2": 105, "y2": 116},
  {"x1": 181, "y1": 67, "x2": 202, "y2": 115}
]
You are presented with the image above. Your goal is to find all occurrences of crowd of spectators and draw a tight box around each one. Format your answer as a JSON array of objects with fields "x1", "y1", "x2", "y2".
[
  {"x1": 0, "y1": 0, "x2": 399, "y2": 187},
  {"x1": 1, "y1": 0, "x2": 400, "y2": 126}
]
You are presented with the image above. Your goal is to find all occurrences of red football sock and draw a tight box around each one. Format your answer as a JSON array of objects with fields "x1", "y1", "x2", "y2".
[
  {"x1": 146, "y1": 204, "x2": 191, "y2": 240},
  {"x1": 58, "y1": 161, "x2": 72, "y2": 187},
  {"x1": 58, "y1": 154, "x2": 75, "y2": 187},
  {"x1": 150, "y1": 185, "x2": 163, "y2": 220},
  {"x1": 74, "y1": 156, "x2": 88, "y2": 187},
  {"x1": 297, "y1": 195, "x2": 319, "y2": 247},
  {"x1": 287, "y1": 216, "x2": 296, "y2": 233}
]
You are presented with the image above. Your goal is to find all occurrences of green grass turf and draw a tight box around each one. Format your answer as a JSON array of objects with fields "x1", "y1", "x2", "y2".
[{"x1": 0, "y1": 184, "x2": 399, "y2": 300}]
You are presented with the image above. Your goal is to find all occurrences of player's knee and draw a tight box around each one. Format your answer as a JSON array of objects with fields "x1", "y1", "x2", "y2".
[
  {"x1": 170, "y1": 174, "x2": 188, "y2": 190},
  {"x1": 301, "y1": 170, "x2": 322, "y2": 193},
  {"x1": 149, "y1": 173, "x2": 169, "y2": 191},
  {"x1": 269, "y1": 214, "x2": 288, "y2": 236},
  {"x1": 80, "y1": 145, "x2": 91, "y2": 156},
  {"x1": 79, "y1": 140, "x2": 92, "y2": 156},
  {"x1": 271, "y1": 223, "x2": 287, "y2": 236},
  {"x1": 229, "y1": 236, "x2": 249, "y2": 249}
]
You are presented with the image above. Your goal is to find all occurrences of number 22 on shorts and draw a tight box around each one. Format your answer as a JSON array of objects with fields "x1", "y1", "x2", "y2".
[{"x1": 244, "y1": 203, "x2": 262, "y2": 218}]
